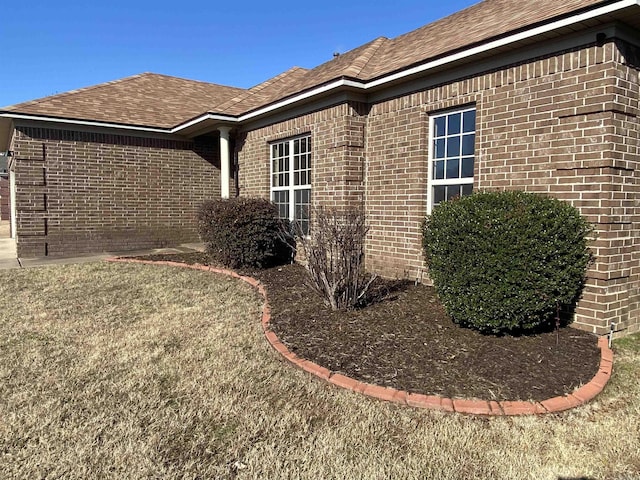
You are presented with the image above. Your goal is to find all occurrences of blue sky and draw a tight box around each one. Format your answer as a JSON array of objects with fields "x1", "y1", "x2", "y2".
[{"x1": 1, "y1": 0, "x2": 477, "y2": 107}]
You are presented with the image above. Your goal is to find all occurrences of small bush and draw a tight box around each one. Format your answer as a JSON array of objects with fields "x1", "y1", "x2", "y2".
[
  {"x1": 198, "y1": 198, "x2": 292, "y2": 269},
  {"x1": 298, "y1": 206, "x2": 377, "y2": 310},
  {"x1": 422, "y1": 191, "x2": 593, "y2": 333}
]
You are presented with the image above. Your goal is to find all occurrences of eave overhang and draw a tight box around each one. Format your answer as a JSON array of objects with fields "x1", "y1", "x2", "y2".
[{"x1": 1, "y1": 0, "x2": 639, "y2": 140}]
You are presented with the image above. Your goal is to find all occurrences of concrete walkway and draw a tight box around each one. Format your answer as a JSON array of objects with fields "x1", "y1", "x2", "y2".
[
  {"x1": 0, "y1": 221, "x2": 18, "y2": 269},
  {"x1": 0, "y1": 221, "x2": 205, "y2": 270}
]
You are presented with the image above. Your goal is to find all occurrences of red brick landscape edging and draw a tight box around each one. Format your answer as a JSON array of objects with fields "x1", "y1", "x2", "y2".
[{"x1": 106, "y1": 258, "x2": 614, "y2": 415}]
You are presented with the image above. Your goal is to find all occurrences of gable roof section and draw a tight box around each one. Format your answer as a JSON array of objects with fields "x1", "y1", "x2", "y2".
[
  {"x1": 1, "y1": 73, "x2": 245, "y2": 129},
  {"x1": 208, "y1": 38, "x2": 388, "y2": 116},
  {"x1": 2, "y1": 0, "x2": 637, "y2": 133},
  {"x1": 290, "y1": 37, "x2": 388, "y2": 88},
  {"x1": 214, "y1": 66, "x2": 310, "y2": 116},
  {"x1": 360, "y1": 0, "x2": 611, "y2": 80}
]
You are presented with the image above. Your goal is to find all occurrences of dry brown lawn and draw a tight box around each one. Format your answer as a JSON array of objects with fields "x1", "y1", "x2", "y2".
[{"x1": 0, "y1": 261, "x2": 638, "y2": 480}]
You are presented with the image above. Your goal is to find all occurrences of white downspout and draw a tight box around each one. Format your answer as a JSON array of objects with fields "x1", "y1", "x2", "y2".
[
  {"x1": 218, "y1": 126, "x2": 232, "y2": 199},
  {"x1": 9, "y1": 162, "x2": 16, "y2": 239}
]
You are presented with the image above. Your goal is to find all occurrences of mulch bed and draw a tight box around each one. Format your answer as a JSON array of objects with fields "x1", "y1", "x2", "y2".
[{"x1": 131, "y1": 253, "x2": 601, "y2": 402}]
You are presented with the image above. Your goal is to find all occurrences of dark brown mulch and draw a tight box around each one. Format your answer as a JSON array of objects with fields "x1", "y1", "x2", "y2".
[{"x1": 131, "y1": 253, "x2": 601, "y2": 402}]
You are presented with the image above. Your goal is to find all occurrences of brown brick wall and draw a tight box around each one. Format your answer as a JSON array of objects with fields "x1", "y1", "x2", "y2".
[
  {"x1": 12, "y1": 126, "x2": 220, "y2": 257},
  {"x1": 237, "y1": 101, "x2": 367, "y2": 210},
  {"x1": 0, "y1": 176, "x2": 8, "y2": 221},
  {"x1": 363, "y1": 39, "x2": 639, "y2": 335},
  {"x1": 234, "y1": 39, "x2": 639, "y2": 335}
]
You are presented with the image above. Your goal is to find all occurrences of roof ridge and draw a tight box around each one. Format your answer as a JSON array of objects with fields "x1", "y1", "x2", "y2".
[
  {"x1": 139, "y1": 72, "x2": 246, "y2": 91},
  {"x1": 390, "y1": 0, "x2": 486, "y2": 45},
  {"x1": 3, "y1": 72, "x2": 245, "y2": 111},
  {"x1": 214, "y1": 67, "x2": 309, "y2": 113},
  {"x1": 350, "y1": 36, "x2": 388, "y2": 78},
  {"x1": 247, "y1": 66, "x2": 309, "y2": 92},
  {"x1": 3, "y1": 73, "x2": 150, "y2": 111}
]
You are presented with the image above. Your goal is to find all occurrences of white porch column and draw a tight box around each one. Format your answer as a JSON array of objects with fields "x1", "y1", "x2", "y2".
[{"x1": 218, "y1": 126, "x2": 232, "y2": 199}]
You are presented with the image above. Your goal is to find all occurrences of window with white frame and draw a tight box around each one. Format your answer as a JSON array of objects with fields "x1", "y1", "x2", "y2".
[
  {"x1": 428, "y1": 107, "x2": 476, "y2": 212},
  {"x1": 270, "y1": 135, "x2": 311, "y2": 235}
]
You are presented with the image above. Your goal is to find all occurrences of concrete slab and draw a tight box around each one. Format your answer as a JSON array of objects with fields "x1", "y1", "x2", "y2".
[
  {"x1": 13, "y1": 242, "x2": 207, "y2": 270},
  {"x1": 0, "y1": 238, "x2": 16, "y2": 256},
  {"x1": 0, "y1": 221, "x2": 9, "y2": 238},
  {"x1": 0, "y1": 258, "x2": 20, "y2": 269},
  {"x1": 18, "y1": 254, "x2": 111, "y2": 268},
  {"x1": 180, "y1": 243, "x2": 206, "y2": 252}
]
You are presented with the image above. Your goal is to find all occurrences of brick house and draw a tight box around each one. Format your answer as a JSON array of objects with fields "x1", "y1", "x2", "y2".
[{"x1": 0, "y1": 0, "x2": 639, "y2": 335}]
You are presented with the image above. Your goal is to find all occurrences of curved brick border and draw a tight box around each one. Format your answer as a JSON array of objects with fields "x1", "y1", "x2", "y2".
[{"x1": 105, "y1": 258, "x2": 614, "y2": 415}]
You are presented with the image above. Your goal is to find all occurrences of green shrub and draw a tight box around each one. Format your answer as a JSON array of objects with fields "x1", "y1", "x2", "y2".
[
  {"x1": 197, "y1": 198, "x2": 292, "y2": 269},
  {"x1": 422, "y1": 190, "x2": 593, "y2": 334}
]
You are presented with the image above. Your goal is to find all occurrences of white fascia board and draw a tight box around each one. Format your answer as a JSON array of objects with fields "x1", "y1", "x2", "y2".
[
  {"x1": 170, "y1": 79, "x2": 363, "y2": 132},
  {"x1": 235, "y1": 79, "x2": 363, "y2": 122},
  {"x1": 0, "y1": 112, "x2": 175, "y2": 134},
  {"x1": 3, "y1": 0, "x2": 636, "y2": 136},
  {"x1": 364, "y1": 0, "x2": 639, "y2": 89},
  {"x1": 170, "y1": 113, "x2": 238, "y2": 133},
  {"x1": 224, "y1": 0, "x2": 638, "y2": 123}
]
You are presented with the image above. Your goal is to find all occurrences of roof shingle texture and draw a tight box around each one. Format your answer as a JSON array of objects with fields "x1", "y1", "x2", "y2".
[
  {"x1": 2, "y1": 0, "x2": 611, "y2": 128},
  {"x1": 3, "y1": 73, "x2": 245, "y2": 128},
  {"x1": 359, "y1": 0, "x2": 608, "y2": 79}
]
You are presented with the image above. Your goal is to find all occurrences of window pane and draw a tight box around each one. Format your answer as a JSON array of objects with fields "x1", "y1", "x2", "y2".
[
  {"x1": 294, "y1": 139, "x2": 300, "y2": 155},
  {"x1": 462, "y1": 184, "x2": 473, "y2": 196},
  {"x1": 434, "y1": 160, "x2": 444, "y2": 180},
  {"x1": 434, "y1": 117, "x2": 446, "y2": 137},
  {"x1": 462, "y1": 134, "x2": 475, "y2": 156},
  {"x1": 446, "y1": 136, "x2": 460, "y2": 157},
  {"x1": 433, "y1": 185, "x2": 445, "y2": 205},
  {"x1": 446, "y1": 159, "x2": 460, "y2": 179},
  {"x1": 302, "y1": 189, "x2": 311, "y2": 203},
  {"x1": 295, "y1": 188, "x2": 311, "y2": 236},
  {"x1": 461, "y1": 157, "x2": 474, "y2": 178},
  {"x1": 463, "y1": 110, "x2": 476, "y2": 133},
  {"x1": 272, "y1": 191, "x2": 289, "y2": 219},
  {"x1": 446, "y1": 185, "x2": 461, "y2": 201},
  {"x1": 447, "y1": 113, "x2": 461, "y2": 135},
  {"x1": 435, "y1": 139, "x2": 445, "y2": 158}
]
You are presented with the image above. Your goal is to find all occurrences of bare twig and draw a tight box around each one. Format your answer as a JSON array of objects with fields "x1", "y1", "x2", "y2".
[{"x1": 297, "y1": 206, "x2": 376, "y2": 310}]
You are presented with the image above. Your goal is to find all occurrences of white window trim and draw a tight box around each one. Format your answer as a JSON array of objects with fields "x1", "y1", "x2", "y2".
[
  {"x1": 269, "y1": 135, "x2": 311, "y2": 227},
  {"x1": 427, "y1": 106, "x2": 476, "y2": 214}
]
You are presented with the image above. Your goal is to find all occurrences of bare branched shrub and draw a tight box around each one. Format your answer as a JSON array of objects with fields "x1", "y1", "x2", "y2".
[{"x1": 297, "y1": 206, "x2": 377, "y2": 310}]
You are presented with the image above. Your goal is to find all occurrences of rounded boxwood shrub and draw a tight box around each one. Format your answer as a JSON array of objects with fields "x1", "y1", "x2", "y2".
[
  {"x1": 422, "y1": 191, "x2": 593, "y2": 334},
  {"x1": 198, "y1": 197, "x2": 292, "y2": 269}
]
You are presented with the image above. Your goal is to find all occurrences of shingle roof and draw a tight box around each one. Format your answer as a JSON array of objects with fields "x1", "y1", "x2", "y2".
[
  {"x1": 214, "y1": 66, "x2": 310, "y2": 116},
  {"x1": 2, "y1": 73, "x2": 245, "y2": 128},
  {"x1": 1, "y1": 0, "x2": 616, "y2": 129},
  {"x1": 360, "y1": 0, "x2": 608, "y2": 79}
]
